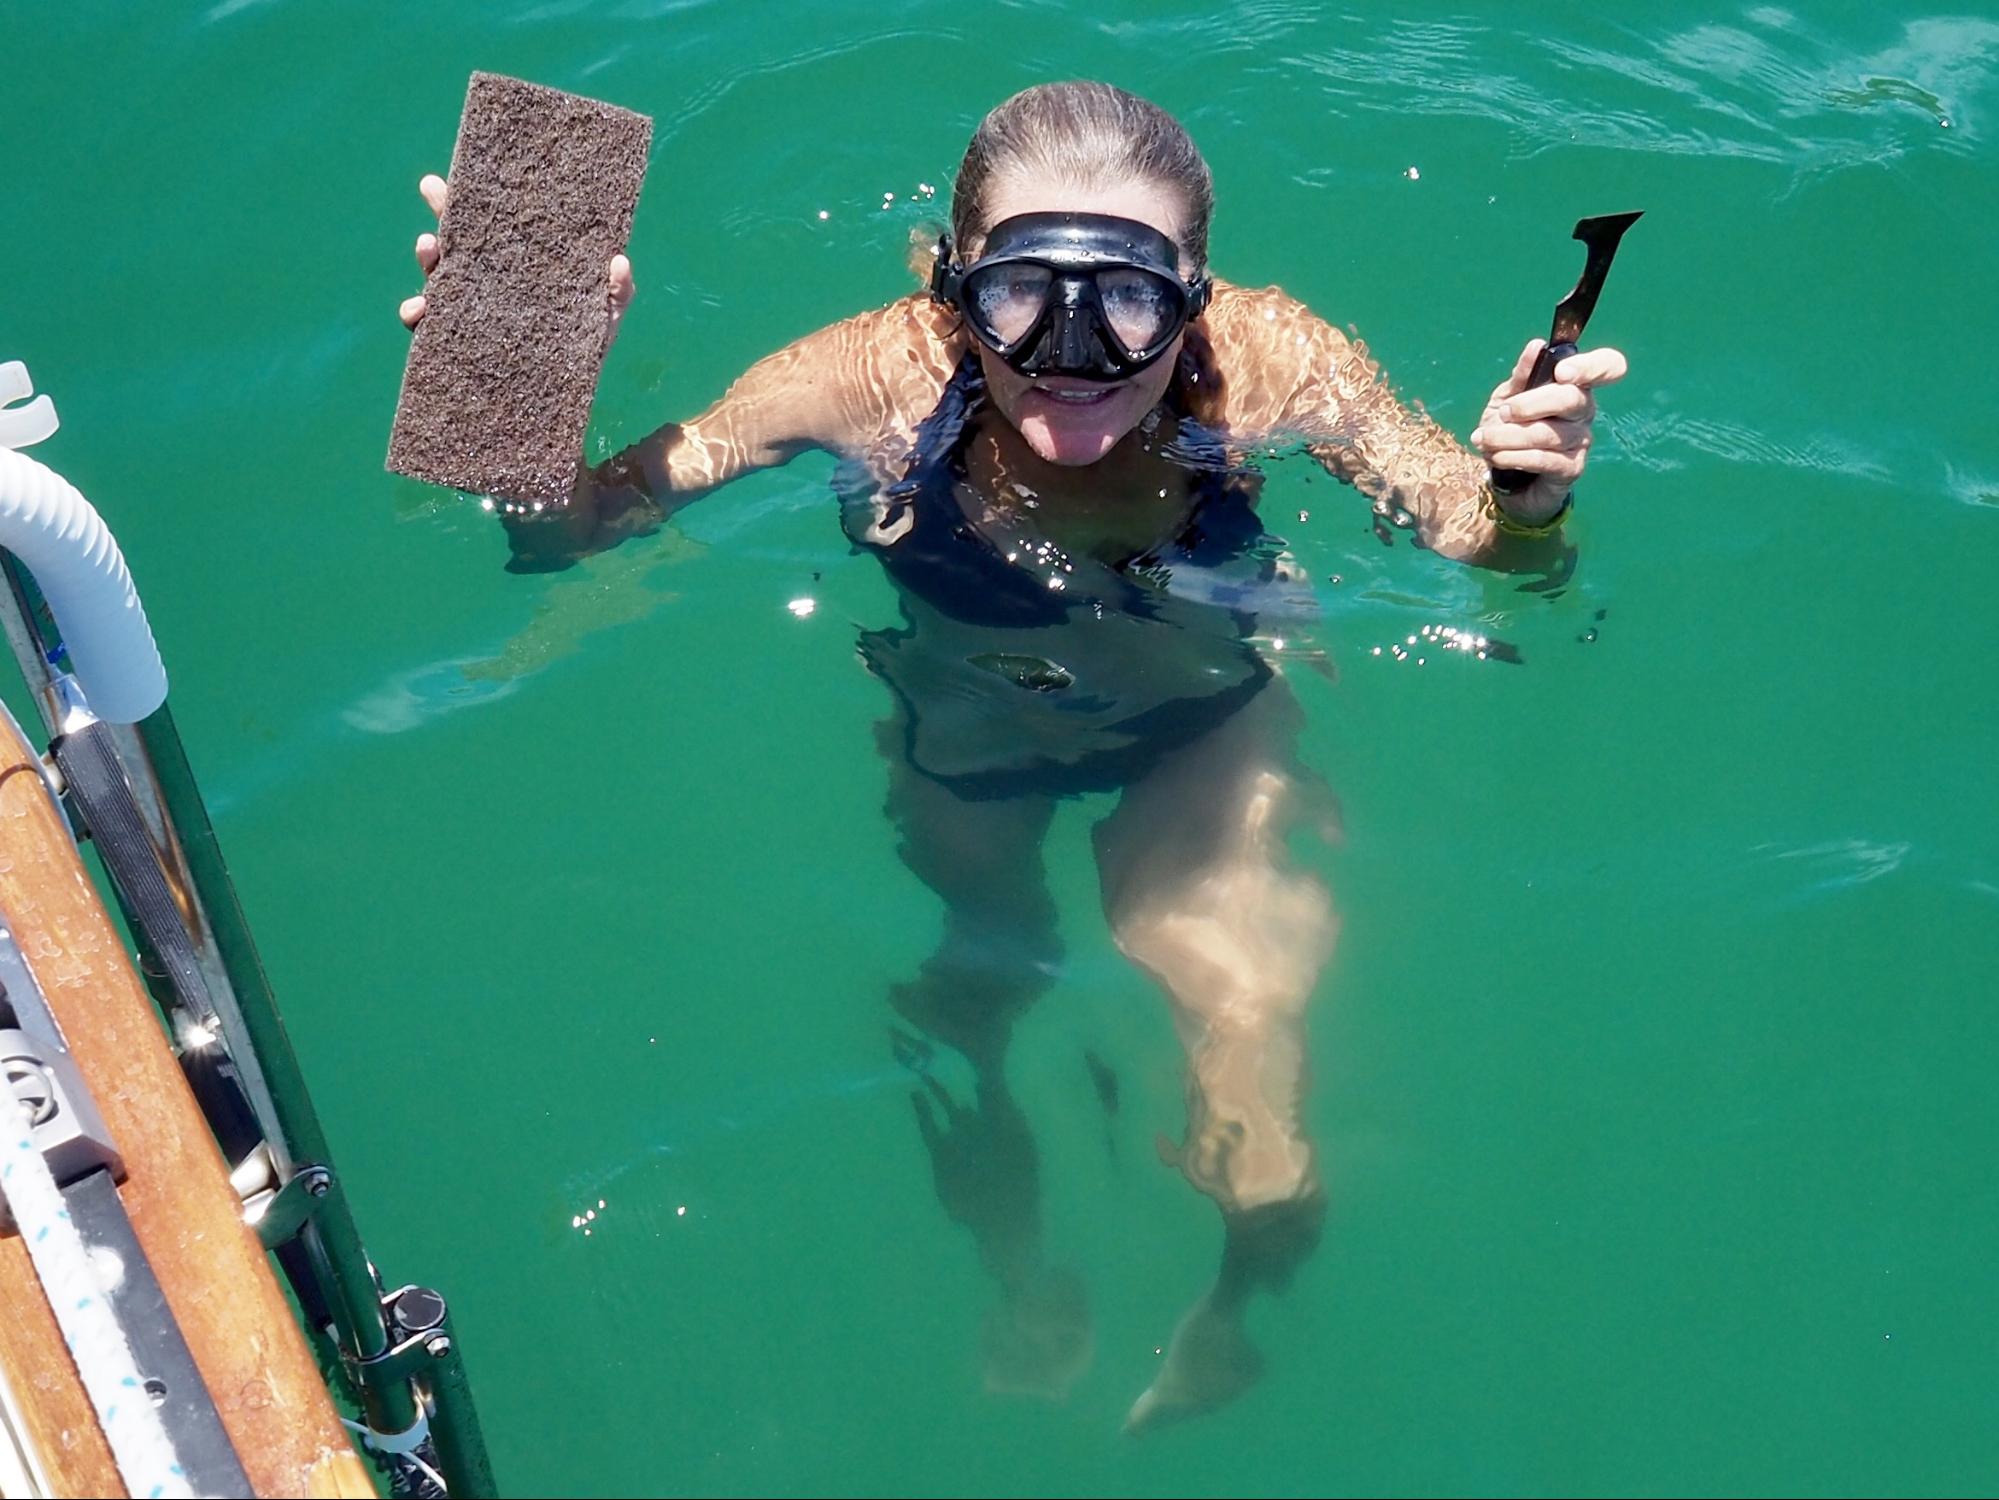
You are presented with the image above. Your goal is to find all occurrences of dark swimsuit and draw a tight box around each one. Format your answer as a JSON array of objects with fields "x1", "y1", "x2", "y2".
[{"x1": 843, "y1": 356, "x2": 1314, "y2": 800}]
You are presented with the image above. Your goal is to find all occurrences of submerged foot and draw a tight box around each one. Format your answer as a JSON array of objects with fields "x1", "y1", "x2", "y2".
[
  {"x1": 982, "y1": 1267, "x2": 1096, "y2": 1399},
  {"x1": 1124, "y1": 1295, "x2": 1264, "y2": 1435}
]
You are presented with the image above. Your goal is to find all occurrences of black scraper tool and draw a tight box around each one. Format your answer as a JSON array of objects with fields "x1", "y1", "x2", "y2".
[{"x1": 1490, "y1": 211, "x2": 1643, "y2": 495}]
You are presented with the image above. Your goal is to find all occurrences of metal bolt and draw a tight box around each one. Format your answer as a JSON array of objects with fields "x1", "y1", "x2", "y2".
[
  {"x1": 424, "y1": 1335, "x2": 452, "y2": 1360},
  {"x1": 392, "y1": 1286, "x2": 448, "y2": 1338},
  {"x1": 4, "y1": 1056, "x2": 58, "y2": 1127},
  {"x1": 306, "y1": 1172, "x2": 330, "y2": 1197}
]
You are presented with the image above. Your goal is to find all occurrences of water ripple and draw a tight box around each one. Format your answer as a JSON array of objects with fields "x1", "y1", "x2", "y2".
[
  {"x1": 1942, "y1": 461, "x2": 1999, "y2": 510},
  {"x1": 1600, "y1": 408, "x2": 1890, "y2": 482},
  {"x1": 1091, "y1": 0, "x2": 1338, "y2": 52},
  {"x1": 648, "y1": 27, "x2": 963, "y2": 138},
  {"x1": 1754, "y1": 837, "x2": 1913, "y2": 899},
  {"x1": 1739, "y1": 838, "x2": 1999, "y2": 914},
  {"x1": 1268, "y1": 9, "x2": 1991, "y2": 184},
  {"x1": 578, "y1": 42, "x2": 635, "y2": 78},
  {"x1": 507, "y1": 0, "x2": 716, "y2": 21},
  {"x1": 201, "y1": 0, "x2": 282, "y2": 23}
]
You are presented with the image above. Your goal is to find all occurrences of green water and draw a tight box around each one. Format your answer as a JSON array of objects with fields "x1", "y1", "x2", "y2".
[{"x1": 6, "y1": 2, "x2": 1997, "y2": 1494}]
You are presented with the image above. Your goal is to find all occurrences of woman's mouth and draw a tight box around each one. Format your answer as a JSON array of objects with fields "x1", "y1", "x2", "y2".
[
  {"x1": 1031, "y1": 383, "x2": 1116, "y2": 407},
  {"x1": 1007, "y1": 373, "x2": 1137, "y2": 465}
]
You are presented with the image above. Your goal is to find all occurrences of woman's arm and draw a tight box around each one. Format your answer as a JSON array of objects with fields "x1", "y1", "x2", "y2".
[
  {"x1": 501, "y1": 295, "x2": 960, "y2": 569},
  {"x1": 1199, "y1": 284, "x2": 1624, "y2": 565},
  {"x1": 400, "y1": 173, "x2": 960, "y2": 570}
]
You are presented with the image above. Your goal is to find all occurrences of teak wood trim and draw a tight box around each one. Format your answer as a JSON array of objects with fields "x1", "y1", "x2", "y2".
[{"x1": 0, "y1": 714, "x2": 373, "y2": 1498}]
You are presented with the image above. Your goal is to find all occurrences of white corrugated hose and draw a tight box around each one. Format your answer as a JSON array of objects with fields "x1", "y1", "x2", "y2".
[{"x1": 0, "y1": 361, "x2": 167, "y2": 724}]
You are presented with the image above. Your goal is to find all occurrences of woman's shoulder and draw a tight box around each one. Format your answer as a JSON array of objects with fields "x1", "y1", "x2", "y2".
[
  {"x1": 810, "y1": 294, "x2": 964, "y2": 385},
  {"x1": 799, "y1": 293, "x2": 966, "y2": 462},
  {"x1": 828, "y1": 291, "x2": 963, "y2": 353},
  {"x1": 1204, "y1": 280, "x2": 1350, "y2": 343},
  {"x1": 1196, "y1": 280, "x2": 1371, "y2": 440}
]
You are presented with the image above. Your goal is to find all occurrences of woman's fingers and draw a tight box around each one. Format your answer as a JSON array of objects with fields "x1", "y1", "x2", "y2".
[
  {"x1": 604, "y1": 254, "x2": 636, "y2": 346},
  {"x1": 1478, "y1": 445, "x2": 1585, "y2": 483},
  {"x1": 1553, "y1": 345, "x2": 1627, "y2": 389},
  {"x1": 1495, "y1": 383, "x2": 1597, "y2": 425},
  {"x1": 1473, "y1": 415, "x2": 1592, "y2": 454},
  {"x1": 399, "y1": 175, "x2": 450, "y2": 331},
  {"x1": 609, "y1": 253, "x2": 634, "y2": 326},
  {"x1": 1472, "y1": 341, "x2": 1624, "y2": 489},
  {"x1": 1488, "y1": 339, "x2": 1544, "y2": 404},
  {"x1": 1488, "y1": 343, "x2": 1627, "y2": 406}
]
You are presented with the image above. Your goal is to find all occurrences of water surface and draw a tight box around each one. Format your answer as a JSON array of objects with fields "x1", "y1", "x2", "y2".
[{"x1": 4, "y1": 2, "x2": 1995, "y2": 1493}]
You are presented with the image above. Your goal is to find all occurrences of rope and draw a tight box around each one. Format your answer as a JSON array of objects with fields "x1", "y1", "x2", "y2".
[
  {"x1": 0, "y1": 1103, "x2": 193, "y2": 1499},
  {"x1": 342, "y1": 1414, "x2": 446, "y2": 1496}
]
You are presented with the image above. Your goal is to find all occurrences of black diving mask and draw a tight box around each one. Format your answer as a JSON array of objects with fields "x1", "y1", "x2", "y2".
[{"x1": 931, "y1": 211, "x2": 1212, "y2": 383}]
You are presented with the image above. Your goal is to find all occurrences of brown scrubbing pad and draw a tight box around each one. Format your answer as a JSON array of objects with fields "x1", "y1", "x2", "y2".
[{"x1": 386, "y1": 72, "x2": 652, "y2": 506}]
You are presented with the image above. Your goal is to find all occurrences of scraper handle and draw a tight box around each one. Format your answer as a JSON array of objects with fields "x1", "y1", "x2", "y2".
[{"x1": 1489, "y1": 339, "x2": 1576, "y2": 495}]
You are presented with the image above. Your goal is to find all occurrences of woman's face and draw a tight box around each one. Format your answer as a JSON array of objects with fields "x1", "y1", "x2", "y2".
[{"x1": 971, "y1": 175, "x2": 1193, "y2": 467}]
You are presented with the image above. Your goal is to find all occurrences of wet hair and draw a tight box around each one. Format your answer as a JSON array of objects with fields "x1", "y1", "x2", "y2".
[{"x1": 950, "y1": 82, "x2": 1214, "y2": 272}]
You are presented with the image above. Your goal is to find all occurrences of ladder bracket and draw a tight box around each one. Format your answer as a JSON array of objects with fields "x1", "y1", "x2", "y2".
[{"x1": 248, "y1": 1162, "x2": 332, "y2": 1249}]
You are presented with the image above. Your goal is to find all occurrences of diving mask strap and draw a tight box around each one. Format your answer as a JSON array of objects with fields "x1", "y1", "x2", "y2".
[{"x1": 928, "y1": 231, "x2": 957, "y2": 301}]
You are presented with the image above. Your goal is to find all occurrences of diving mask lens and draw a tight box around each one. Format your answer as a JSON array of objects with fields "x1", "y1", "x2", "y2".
[
  {"x1": 967, "y1": 263, "x2": 1054, "y2": 345},
  {"x1": 1094, "y1": 267, "x2": 1178, "y2": 351}
]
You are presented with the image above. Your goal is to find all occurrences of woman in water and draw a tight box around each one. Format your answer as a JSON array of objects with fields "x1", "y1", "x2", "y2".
[{"x1": 401, "y1": 81, "x2": 1625, "y2": 1429}]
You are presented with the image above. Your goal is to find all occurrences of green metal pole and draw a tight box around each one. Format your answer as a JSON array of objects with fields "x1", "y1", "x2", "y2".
[
  {"x1": 135, "y1": 706, "x2": 416, "y2": 1429},
  {"x1": 426, "y1": 1323, "x2": 498, "y2": 1500}
]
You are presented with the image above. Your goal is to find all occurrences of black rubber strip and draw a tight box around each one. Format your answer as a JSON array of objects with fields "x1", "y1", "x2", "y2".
[{"x1": 51, "y1": 722, "x2": 212, "y2": 1017}]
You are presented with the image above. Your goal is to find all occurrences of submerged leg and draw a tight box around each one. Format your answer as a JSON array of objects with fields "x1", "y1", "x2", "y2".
[
  {"x1": 878, "y1": 724, "x2": 1091, "y2": 1396},
  {"x1": 1092, "y1": 684, "x2": 1340, "y2": 1431}
]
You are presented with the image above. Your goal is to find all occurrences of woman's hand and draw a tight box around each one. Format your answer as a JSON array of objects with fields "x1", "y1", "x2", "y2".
[
  {"x1": 1470, "y1": 339, "x2": 1628, "y2": 522},
  {"x1": 396, "y1": 172, "x2": 636, "y2": 336}
]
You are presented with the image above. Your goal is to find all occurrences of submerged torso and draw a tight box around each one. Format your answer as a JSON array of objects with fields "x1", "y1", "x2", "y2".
[{"x1": 841, "y1": 356, "x2": 1315, "y2": 797}]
